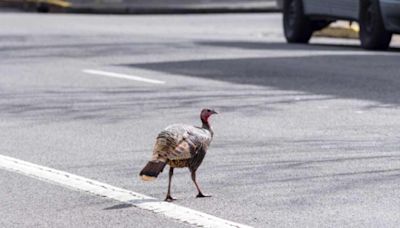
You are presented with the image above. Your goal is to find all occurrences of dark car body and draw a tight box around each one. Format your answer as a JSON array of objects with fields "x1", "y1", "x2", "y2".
[{"x1": 278, "y1": 0, "x2": 400, "y2": 49}]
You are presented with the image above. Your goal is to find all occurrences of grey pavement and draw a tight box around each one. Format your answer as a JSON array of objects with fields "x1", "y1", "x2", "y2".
[
  {"x1": 1, "y1": 171, "x2": 187, "y2": 228},
  {"x1": 1, "y1": 12, "x2": 400, "y2": 227}
]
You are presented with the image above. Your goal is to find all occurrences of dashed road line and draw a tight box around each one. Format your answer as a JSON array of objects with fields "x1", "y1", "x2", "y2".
[
  {"x1": 83, "y1": 69, "x2": 166, "y2": 84},
  {"x1": 0, "y1": 154, "x2": 252, "y2": 228}
]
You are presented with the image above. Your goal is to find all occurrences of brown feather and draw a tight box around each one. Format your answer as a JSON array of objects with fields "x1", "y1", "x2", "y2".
[{"x1": 139, "y1": 161, "x2": 166, "y2": 181}]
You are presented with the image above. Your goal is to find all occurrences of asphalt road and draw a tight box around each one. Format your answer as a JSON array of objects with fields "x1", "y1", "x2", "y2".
[{"x1": 1, "y1": 12, "x2": 400, "y2": 228}]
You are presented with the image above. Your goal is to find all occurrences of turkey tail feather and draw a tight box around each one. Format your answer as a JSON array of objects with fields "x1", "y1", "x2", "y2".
[{"x1": 139, "y1": 161, "x2": 166, "y2": 181}]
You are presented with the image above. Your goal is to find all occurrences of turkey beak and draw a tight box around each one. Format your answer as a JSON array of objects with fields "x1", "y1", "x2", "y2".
[{"x1": 211, "y1": 110, "x2": 218, "y2": 115}]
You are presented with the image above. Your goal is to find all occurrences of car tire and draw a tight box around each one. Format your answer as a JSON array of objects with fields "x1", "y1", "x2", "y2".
[
  {"x1": 283, "y1": 0, "x2": 313, "y2": 43},
  {"x1": 359, "y1": 0, "x2": 392, "y2": 50},
  {"x1": 37, "y1": 3, "x2": 49, "y2": 13}
]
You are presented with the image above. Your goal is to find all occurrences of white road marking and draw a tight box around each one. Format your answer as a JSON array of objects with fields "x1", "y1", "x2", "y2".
[
  {"x1": 83, "y1": 69, "x2": 166, "y2": 84},
  {"x1": 0, "y1": 154, "x2": 252, "y2": 228}
]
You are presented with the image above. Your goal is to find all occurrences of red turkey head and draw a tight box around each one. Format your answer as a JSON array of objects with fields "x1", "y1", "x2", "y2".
[{"x1": 200, "y1": 108, "x2": 218, "y2": 123}]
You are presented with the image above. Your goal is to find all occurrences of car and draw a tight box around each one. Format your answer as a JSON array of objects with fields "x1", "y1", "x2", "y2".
[{"x1": 277, "y1": 0, "x2": 400, "y2": 50}]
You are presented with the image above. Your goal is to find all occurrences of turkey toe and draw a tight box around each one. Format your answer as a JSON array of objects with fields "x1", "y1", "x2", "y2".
[
  {"x1": 165, "y1": 195, "x2": 176, "y2": 202},
  {"x1": 196, "y1": 193, "x2": 211, "y2": 198}
]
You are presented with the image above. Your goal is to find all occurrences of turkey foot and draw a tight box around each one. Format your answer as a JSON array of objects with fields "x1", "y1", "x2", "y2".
[
  {"x1": 165, "y1": 195, "x2": 176, "y2": 202},
  {"x1": 196, "y1": 192, "x2": 211, "y2": 198}
]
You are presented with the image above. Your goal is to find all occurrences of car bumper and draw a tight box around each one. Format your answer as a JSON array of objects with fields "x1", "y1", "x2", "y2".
[{"x1": 381, "y1": 0, "x2": 400, "y2": 33}]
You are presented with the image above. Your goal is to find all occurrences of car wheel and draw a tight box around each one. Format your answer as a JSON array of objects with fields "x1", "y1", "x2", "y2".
[
  {"x1": 359, "y1": 0, "x2": 392, "y2": 50},
  {"x1": 283, "y1": 0, "x2": 313, "y2": 43},
  {"x1": 37, "y1": 3, "x2": 49, "y2": 13}
]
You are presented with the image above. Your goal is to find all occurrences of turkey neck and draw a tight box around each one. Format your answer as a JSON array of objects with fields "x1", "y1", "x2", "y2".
[{"x1": 201, "y1": 119, "x2": 214, "y2": 136}]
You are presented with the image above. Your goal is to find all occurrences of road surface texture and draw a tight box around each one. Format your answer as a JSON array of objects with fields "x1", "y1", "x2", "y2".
[{"x1": 1, "y1": 11, "x2": 400, "y2": 227}]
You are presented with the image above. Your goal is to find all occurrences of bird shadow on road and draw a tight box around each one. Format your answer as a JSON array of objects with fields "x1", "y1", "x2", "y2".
[
  {"x1": 104, "y1": 203, "x2": 133, "y2": 210},
  {"x1": 103, "y1": 198, "x2": 162, "y2": 210}
]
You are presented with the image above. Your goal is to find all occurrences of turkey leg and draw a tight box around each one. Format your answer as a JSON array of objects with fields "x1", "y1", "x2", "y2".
[
  {"x1": 191, "y1": 170, "x2": 211, "y2": 198},
  {"x1": 165, "y1": 167, "x2": 175, "y2": 201}
]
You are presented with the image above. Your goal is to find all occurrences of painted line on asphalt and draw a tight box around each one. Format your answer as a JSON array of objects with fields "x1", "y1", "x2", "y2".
[
  {"x1": 83, "y1": 69, "x2": 166, "y2": 84},
  {"x1": 0, "y1": 154, "x2": 252, "y2": 228}
]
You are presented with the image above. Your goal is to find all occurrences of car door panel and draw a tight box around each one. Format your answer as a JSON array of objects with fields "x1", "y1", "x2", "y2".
[
  {"x1": 331, "y1": 0, "x2": 359, "y2": 20},
  {"x1": 303, "y1": 0, "x2": 359, "y2": 20},
  {"x1": 303, "y1": 0, "x2": 332, "y2": 15}
]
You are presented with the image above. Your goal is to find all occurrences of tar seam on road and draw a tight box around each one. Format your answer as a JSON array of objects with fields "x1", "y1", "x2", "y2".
[
  {"x1": 83, "y1": 69, "x2": 166, "y2": 84},
  {"x1": 0, "y1": 154, "x2": 252, "y2": 228}
]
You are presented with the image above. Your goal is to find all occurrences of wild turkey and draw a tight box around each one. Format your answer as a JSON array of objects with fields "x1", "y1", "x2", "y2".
[{"x1": 139, "y1": 108, "x2": 217, "y2": 201}]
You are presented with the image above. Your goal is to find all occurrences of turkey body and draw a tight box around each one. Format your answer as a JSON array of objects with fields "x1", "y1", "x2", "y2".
[
  {"x1": 153, "y1": 124, "x2": 212, "y2": 169},
  {"x1": 139, "y1": 109, "x2": 217, "y2": 201}
]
